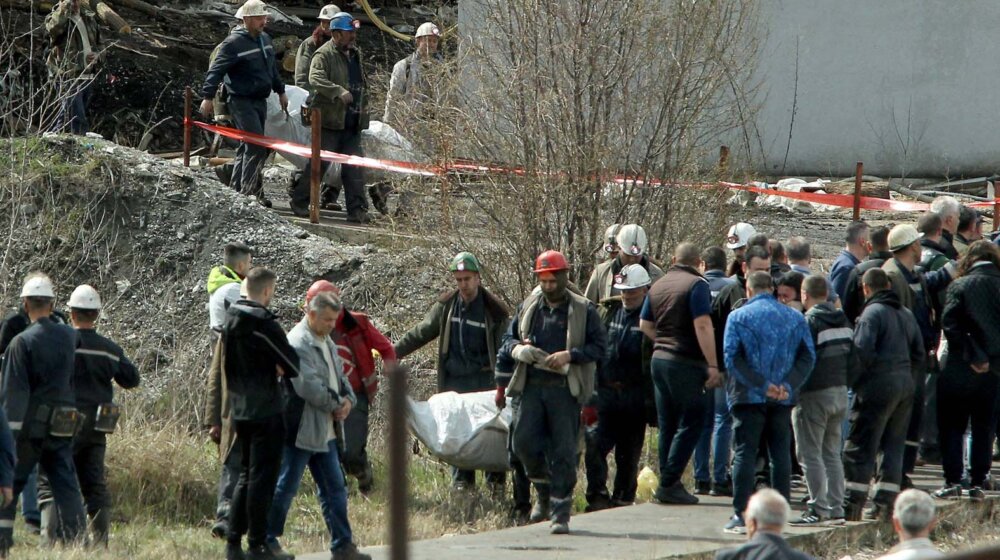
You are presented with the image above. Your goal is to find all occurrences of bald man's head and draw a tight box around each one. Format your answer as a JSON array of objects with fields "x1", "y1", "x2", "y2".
[
  {"x1": 673, "y1": 242, "x2": 701, "y2": 267},
  {"x1": 745, "y1": 489, "x2": 789, "y2": 536}
]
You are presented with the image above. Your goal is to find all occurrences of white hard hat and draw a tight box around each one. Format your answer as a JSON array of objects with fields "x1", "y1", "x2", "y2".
[
  {"x1": 603, "y1": 224, "x2": 621, "y2": 254},
  {"x1": 239, "y1": 0, "x2": 269, "y2": 18},
  {"x1": 613, "y1": 264, "x2": 651, "y2": 290},
  {"x1": 68, "y1": 284, "x2": 102, "y2": 310},
  {"x1": 20, "y1": 274, "x2": 55, "y2": 298},
  {"x1": 888, "y1": 224, "x2": 922, "y2": 252},
  {"x1": 616, "y1": 224, "x2": 648, "y2": 257},
  {"x1": 317, "y1": 4, "x2": 340, "y2": 20},
  {"x1": 234, "y1": 4, "x2": 244, "y2": 18},
  {"x1": 726, "y1": 222, "x2": 756, "y2": 249},
  {"x1": 415, "y1": 22, "x2": 441, "y2": 38}
]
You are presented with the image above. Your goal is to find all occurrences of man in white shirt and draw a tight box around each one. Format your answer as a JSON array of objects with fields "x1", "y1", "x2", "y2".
[{"x1": 877, "y1": 490, "x2": 943, "y2": 560}]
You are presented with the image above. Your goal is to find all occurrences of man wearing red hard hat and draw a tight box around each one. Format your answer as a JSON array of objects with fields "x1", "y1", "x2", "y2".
[
  {"x1": 304, "y1": 280, "x2": 395, "y2": 494},
  {"x1": 494, "y1": 250, "x2": 606, "y2": 535}
]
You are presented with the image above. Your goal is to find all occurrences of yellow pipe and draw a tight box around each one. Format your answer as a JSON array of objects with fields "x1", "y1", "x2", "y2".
[{"x1": 355, "y1": 0, "x2": 458, "y2": 42}]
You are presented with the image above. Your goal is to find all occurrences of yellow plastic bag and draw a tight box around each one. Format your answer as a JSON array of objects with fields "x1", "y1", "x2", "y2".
[{"x1": 636, "y1": 466, "x2": 659, "y2": 501}]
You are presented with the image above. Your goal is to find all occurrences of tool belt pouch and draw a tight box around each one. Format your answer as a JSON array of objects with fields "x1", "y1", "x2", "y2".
[
  {"x1": 28, "y1": 404, "x2": 52, "y2": 439},
  {"x1": 49, "y1": 407, "x2": 82, "y2": 438},
  {"x1": 300, "y1": 103, "x2": 311, "y2": 127},
  {"x1": 94, "y1": 403, "x2": 121, "y2": 434}
]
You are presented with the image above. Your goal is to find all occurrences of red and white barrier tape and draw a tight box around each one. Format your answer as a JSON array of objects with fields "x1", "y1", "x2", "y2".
[{"x1": 189, "y1": 119, "x2": 999, "y2": 212}]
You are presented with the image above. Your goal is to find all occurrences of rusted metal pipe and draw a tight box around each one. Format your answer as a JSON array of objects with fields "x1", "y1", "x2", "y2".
[
  {"x1": 852, "y1": 161, "x2": 863, "y2": 221},
  {"x1": 718, "y1": 145, "x2": 729, "y2": 175},
  {"x1": 309, "y1": 107, "x2": 321, "y2": 224},
  {"x1": 388, "y1": 363, "x2": 409, "y2": 560},
  {"x1": 182, "y1": 86, "x2": 192, "y2": 167}
]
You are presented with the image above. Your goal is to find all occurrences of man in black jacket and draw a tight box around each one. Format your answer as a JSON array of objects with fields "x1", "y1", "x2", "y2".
[
  {"x1": 37, "y1": 285, "x2": 139, "y2": 547},
  {"x1": 934, "y1": 241, "x2": 1000, "y2": 501},
  {"x1": 199, "y1": 0, "x2": 288, "y2": 204},
  {"x1": 844, "y1": 269, "x2": 924, "y2": 522},
  {"x1": 220, "y1": 267, "x2": 300, "y2": 560},
  {"x1": 0, "y1": 274, "x2": 86, "y2": 556},
  {"x1": 843, "y1": 225, "x2": 892, "y2": 324}
]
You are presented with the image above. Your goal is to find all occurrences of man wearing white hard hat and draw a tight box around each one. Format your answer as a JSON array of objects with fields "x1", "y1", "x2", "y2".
[
  {"x1": 383, "y1": 22, "x2": 444, "y2": 131},
  {"x1": 583, "y1": 263, "x2": 653, "y2": 512},
  {"x1": 0, "y1": 273, "x2": 86, "y2": 555},
  {"x1": 200, "y1": 0, "x2": 289, "y2": 207},
  {"x1": 881, "y1": 223, "x2": 955, "y2": 492},
  {"x1": 725, "y1": 222, "x2": 756, "y2": 279},
  {"x1": 36, "y1": 285, "x2": 139, "y2": 547},
  {"x1": 584, "y1": 224, "x2": 664, "y2": 304}
]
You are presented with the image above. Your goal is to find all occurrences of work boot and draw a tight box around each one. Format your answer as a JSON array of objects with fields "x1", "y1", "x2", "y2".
[
  {"x1": 529, "y1": 484, "x2": 551, "y2": 524},
  {"x1": 549, "y1": 496, "x2": 572, "y2": 535},
  {"x1": 863, "y1": 502, "x2": 891, "y2": 522},
  {"x1": 225, "y1": 541, "x2": 246, "y2": 560},
  {"x1": 694, "y1": 480, "x2": 711, "y2": 495},
  {"x1": 710, "y1": 479, "x2": 733, "y2": 497},
  {"x1": 652, "y1": 481, "x2": 699, "y2": 505},
  {"x1": 331, "y1": 542, "x2": 372, "y2": 560},
  {"x1": 267, "y1": 540, "x2": 295, "y2": 560},
  {"x1": 843, "y1": 489, "x2": 868, "y2": 522},
  {"x1": 211, "y1": 518, "x2": 229, "y2": 540},
  {"x1": 585, "y1": 492, "x2": 612, "y2": 512},
  {"x1": 368, "y1": 185, "x2": 390, "y2": 215},
  {"x1": 256, "y1": 195, "x2": 273, "y2": 209},
  {"x1": 89, "y1": 509, "x2": 110, "y2": 548},
  {"x1": 346, "y1": 210, "x2": 372, "y2": 224},
  {"x1": 356, "y1": 463, "x2": 374, "y2": 495},
  {"x1": 290, "y1": 203, "x2": 310, "y2": 218},
  {"x1": 215, "y1": 162, "x2": 234, "y2": 187},
  {"x1": 247, "y1": 543, "x2": 288, "y2": 560}
]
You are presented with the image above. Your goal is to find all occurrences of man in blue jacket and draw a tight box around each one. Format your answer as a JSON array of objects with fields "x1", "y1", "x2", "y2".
[
  {"x1": 199, "y1": 0, "x2": 288, "y2": 205},
  {"x1": 722, "y1": 271, "x2": 815, "y2": 534}
]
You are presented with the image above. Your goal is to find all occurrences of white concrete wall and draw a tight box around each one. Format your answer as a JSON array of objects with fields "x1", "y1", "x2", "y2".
[{"x1": 738, "y1": 0, "x2": 1000, "y2": 177}]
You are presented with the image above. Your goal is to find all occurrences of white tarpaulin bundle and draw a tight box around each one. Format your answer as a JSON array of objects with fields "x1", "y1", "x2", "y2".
[
  {"x1": 264, "y1": 86, "x2": 426, "y2": 185},
  {"x1": 729, "y1": 178, "x2": 839, "y2": 213},
  {"x1": 407, "y1": 390, "x2": 512, "y2": 472}
]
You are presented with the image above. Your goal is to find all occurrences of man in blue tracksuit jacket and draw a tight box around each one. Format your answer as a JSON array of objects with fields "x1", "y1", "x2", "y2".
[
  {"x1": 722, "y1": 271, "x2": 815, "y2": 534},
  {"x1": 200, "y1": 0, "x2": 288, "y2": 203}
]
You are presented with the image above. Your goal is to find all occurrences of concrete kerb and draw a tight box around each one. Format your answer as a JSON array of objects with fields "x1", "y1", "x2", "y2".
[{"x1": 296, "y1": 462, "x2": 1000, "y2": 560}]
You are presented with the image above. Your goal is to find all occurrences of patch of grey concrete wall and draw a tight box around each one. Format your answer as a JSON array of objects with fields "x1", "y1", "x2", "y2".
[
  {"x1": 457, "y1": 0, "x2": 998, "y2": 177},
  {"x1": 732, "y1": 0, "x2": 1000, "y2": 177}
]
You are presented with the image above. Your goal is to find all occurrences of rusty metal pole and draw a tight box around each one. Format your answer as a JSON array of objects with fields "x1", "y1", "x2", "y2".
[
  {"x1": 388, "y1": 364, "x2": 409, "y2": 560},
  {"x1": 993, "y1": 181, "x2": 1000, "y2": 232},
  {"x1": 852, "y1": 161, "x2": 863, "y2": 221},
  {"x1": 309, "y1": 108, "x2": 322, "y2": 224},
  {"x1": 182, "y1": 86, "x2": 192, "y2": 167},
  {"x1": 718, "y1": 145, "x2": 730, "y2": 175}
]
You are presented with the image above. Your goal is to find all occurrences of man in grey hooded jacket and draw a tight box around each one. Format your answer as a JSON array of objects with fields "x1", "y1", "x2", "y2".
[{"x1": 266, "y1": 291, "x2": 370, "y2": 560}]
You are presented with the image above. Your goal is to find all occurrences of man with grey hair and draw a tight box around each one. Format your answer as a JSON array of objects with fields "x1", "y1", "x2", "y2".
[
  {"x1": 715, "y1": 489, "x2": 815, "y2": 560},
  {"x1": 877, "y1": 490, "x2": 942, "y2": 560},
  {"x1": 929, "y1": 196, "x2": 961, "y2": 260}
]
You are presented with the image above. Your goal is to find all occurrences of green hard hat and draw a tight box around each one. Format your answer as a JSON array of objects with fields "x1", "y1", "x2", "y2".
[{"x1": 449, "y1": 252, "x2": 481, "y2": 273}]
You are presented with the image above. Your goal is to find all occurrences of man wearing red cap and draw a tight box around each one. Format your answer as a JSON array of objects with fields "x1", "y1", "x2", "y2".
[
  {"x1": 305, "y1": 280, "x2": 395, "y2": 493},
  {"x1": 495, "y1": 250, "x2": 607, "y2": 535}
]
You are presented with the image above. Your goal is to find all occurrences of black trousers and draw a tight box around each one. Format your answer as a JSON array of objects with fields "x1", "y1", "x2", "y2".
[
  {"x1": 844, "y1": 374, "x2": 914, "y2": 508},
  {"x1": 228, "y1": 414, "x2": 284, "y2": 548},
  {"x1": 0, "y1": 435, "x2": 85, "y2": 553},
  {"x1": 291, "y1": 127, "x2": 367, "y2": 215},
  {"x1": 731, "y1": 403, "x2": 792, "y2": 516},
  {"x1": 215, "y1": 440, "x2": 242, "y2": 523},
  {"x1": 651, "y1": 358, "x2": 708, "y2": 489},
  {"x1": 584, "y1": 385, "x2": 647, "y2": 504},
  {"x1": 37, "y1": 432, "x2": 110, "y2": 545},
  {"x1": 903, "y1": 367, "x2": 926, "y2": 475},
  {"x1": 937, "y1": 362, "x2": 999, "y2": 487}
]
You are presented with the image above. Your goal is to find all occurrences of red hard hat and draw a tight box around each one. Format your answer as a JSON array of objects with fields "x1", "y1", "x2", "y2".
[
  {"x1": 306, "y1": 280, "x2": 340, "y2": 303},
  {"x1": 533, "y1": 250, "x2": 569, "y2": 274}
]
